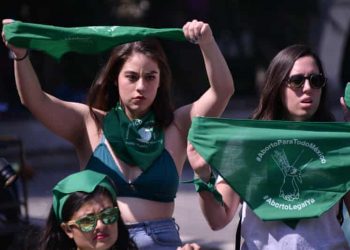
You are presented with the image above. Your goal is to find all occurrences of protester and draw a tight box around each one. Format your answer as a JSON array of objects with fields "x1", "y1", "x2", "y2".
[
  {"x1": 2, "y1": 18, "x2": 234, "y2": 249},
  {"x1": 187, "y1": 44, "x2": 350, "y2": 249},
  {"x1": 39, "y1": 170, "x2": 137, "y2": 250}
]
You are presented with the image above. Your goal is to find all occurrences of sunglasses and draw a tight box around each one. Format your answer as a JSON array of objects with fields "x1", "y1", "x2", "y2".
[
  {"x1": 67, "y1": 207, "x2": 119, "y2": 233},
  {"x1": 285, "y1": 73, "x2": 326, "y2": 89}
]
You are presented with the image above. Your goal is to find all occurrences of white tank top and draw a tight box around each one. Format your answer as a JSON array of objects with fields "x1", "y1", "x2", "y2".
[{"x1": 241, "y1": 202, "x2": 350, "y2": 250}]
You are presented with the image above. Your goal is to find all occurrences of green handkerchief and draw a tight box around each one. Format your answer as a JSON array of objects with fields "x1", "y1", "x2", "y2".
[
  {"x1": 189, "y1": 117, "x2": 350, "y2": 227},
  {"x1": 3, "y1": 21, "x2": 186, "y2": 59}
]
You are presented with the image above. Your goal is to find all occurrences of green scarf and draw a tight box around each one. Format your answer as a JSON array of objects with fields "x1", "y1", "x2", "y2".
[
  {"x1": 188, "y1": 117, "x2": 350, "y2": 227},
  {"x1": 52, "y1": 170, "x2": 117, "y2": 222},
  {"x1": 3, "y1": 21, "x2": 186, "y2": 60},
  {"x1": 103, "y1": 104, "x2": 164, "y2": 171}
]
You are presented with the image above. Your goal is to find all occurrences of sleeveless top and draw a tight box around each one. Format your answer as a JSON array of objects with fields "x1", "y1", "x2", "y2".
[
  {"x1": 241, "y1": 202, "x2": 350, "y2": 250},
  {"x1": 85, "y1": 135, "x2": 179, "y2": 202}
]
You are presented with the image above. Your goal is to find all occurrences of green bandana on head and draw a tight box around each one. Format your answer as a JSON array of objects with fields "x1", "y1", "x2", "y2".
[
  {"x1": 3, "y1": 21, "x2": 186, "y2": 60},
  {"x1": 52, "y1": 170, "x2": 117, "y2": 222},
  {"x1": 103, "y1": 103, "x2": 164, "y2": 171},
  {"x1": 188, "y1": 117, "x2": 350, "y2": 227}
]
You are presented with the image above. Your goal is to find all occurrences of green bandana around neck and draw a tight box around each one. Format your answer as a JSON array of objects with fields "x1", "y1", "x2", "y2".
[
  {"x1": 103, "y1": 103, "x2": 164, "y2": 171},
  {"x1": 3, "y1": 21, "x2": 186, "y2": 60},
  {"x1": 188, "y1": 117, "x2": 350, "y2": 227},
  {"x1": 52, "y1": 170, "x2": 117, "y2": 222}
]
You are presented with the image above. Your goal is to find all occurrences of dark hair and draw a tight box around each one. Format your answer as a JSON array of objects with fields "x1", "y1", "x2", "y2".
[
  {"x1": 39, "y1": 186, "x2": 137, "y2": 250},
  {"x1": 251, "y1": 44, "x2": 334, "y2": 121},
  {"x1": 87, "y1": 38, "x2": 174, "y2": 128}
]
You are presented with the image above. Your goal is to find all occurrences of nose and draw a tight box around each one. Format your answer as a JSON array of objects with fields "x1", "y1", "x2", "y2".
[
  {"x1": 95, "y1": 219, "x2": 106, "y2": 231},
  {"x1": 136, "y1": 78, "x2": 146, "y2": 91},
  {"x1": 302, "y1": 79, "x2": 312, "y2": 92}
]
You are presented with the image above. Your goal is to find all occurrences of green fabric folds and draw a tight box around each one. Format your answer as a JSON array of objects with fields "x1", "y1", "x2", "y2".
[
  {"x1": 103, "y1": 104, "x2": 164, "y2": 171},
  {"x1": 52, "y1": 170, "x2": 117, "y2": 222},
  {"x1": 3, "y1": 21, "x2": 186, "y2": 59},
  {"x1": 188, "y1": 117, "x2": 350, "y2": 223}
]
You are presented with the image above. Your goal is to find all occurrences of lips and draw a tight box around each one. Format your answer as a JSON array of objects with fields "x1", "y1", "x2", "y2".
[
  {"x1": 301, "y1": 97, "x2": 312, "y2": 104},
  {"x1": 133, "y1": 96, "x2": 145, "y2": 100},
  {"x1": 94, "y1": 233, "x2": 109, "y2": 240}
]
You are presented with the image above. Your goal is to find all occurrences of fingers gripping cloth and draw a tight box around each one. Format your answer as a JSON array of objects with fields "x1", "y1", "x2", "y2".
[
  {"x1": 193, "y1": 173, "x2": 224, "y2": 205},
  {"x1": 182, "y1": 172, "x2": 223, "y2": 205}
]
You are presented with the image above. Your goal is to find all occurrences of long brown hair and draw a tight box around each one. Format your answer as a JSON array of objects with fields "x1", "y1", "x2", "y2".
[
  {"x1": 251, "y1": 44, "x2": 334, "y2": 121},
  {"x1": 87, "y1": 38, "x2": 174, "y2": 128}
]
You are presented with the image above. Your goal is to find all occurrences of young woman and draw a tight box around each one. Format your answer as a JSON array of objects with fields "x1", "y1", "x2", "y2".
[
  {"x1": 187, "y1": 44, "x2": 350, "y2": 249},
  {"x1": 2, "y1": 19, "x2": 234, "y2": 249},
  {"x1": 40, "y1": 170, "x2": 137, "y2": 250}
]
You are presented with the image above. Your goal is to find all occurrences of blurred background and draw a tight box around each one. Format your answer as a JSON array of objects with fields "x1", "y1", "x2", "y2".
[
  {"x1": 1, "y1": 0, "x2": 350, "y2": 249},
  {"x1": 1, "y1": 0, "x2": 350, "y2": 116}
]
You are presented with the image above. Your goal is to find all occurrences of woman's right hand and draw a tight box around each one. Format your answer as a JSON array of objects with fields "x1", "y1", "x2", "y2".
[
  {"x1": 187, "y1": 142, "x2": 212, "y2": 182},
  {"x1": 2, "y1": 19, "x2": 27, "y2": 59},
  {"x1": 177, "y1": 243, "x2": 201, "y2": 250}
]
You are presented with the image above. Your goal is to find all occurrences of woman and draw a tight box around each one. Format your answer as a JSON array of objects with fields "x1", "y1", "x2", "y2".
[
  {"x1": 2, "y1": 19, "x2": 234, "y2": 249},
  {"x1": 187, "y1": 44, "x2": 350, "y2": 249},
  {"x1": 40, "y1": 169, "x2": 137, "y2": 250}
]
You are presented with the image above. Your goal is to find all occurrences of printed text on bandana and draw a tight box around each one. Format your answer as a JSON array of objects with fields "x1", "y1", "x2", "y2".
[{"x1": 256, "y1": 139, "x2": 325, "y2": 210}]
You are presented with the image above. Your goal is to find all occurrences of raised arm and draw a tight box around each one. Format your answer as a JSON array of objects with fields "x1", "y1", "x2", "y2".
[
  {"x1": 174, "y1": 20, "x2": 234, "y2": 133},
  {"x1": 2, "y1": 19, "x2": 89, "y2": 146},
  {"x1": 187, "y1": 143, "x2": 240, "y2": 230}
]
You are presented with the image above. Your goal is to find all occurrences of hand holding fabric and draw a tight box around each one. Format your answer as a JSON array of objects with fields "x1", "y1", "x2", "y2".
[
  {"x1": 2, "y1": 19, "x2": 27, "y2": 59},
  {"x1": 182, "y1": 20, "x2": 214, "y2": 45}
]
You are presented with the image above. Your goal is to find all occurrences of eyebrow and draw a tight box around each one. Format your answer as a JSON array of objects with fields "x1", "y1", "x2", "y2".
[
  {"x1": 145, "y1": 71, "x2": 158, "y2": 74},
  {"x1": 123, "y1": 70, "x2": 159, "y2": 74}
]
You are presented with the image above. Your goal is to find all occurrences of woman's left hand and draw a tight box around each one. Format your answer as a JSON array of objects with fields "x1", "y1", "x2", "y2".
[
  {"x1": 182, "y1": 19, "x2": 214, "y2": 45},
  {"x1": 340, "y1": 97, "x2": 350, "y2": 121}
]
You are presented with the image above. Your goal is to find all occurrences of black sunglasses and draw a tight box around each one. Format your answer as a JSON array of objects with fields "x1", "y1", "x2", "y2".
[{"x1": 285, "y1": 73, "x2": 326, "y2": 89}]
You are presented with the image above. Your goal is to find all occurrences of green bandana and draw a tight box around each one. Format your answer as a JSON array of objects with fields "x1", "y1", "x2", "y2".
[
  {"x1": 188, "y1": 117, "x2": 350, "y2": 226},
  {"x1": 3, "y1": 21, "x2": 186, "y2": 60},
  {"x1": 103, "y1": 103, "x2": 164, "y2": 171},
  {"x1": 52, "y1": 170, "x2": 117, "y2": 222}
]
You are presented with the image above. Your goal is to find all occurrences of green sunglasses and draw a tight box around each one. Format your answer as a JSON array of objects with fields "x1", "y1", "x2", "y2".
[{"x1": 67, "y1": 207, "x2": 119, "y2": 232}]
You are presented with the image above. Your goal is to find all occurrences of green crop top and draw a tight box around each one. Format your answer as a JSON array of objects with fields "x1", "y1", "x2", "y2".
[{"x1": 85, "y1": 135, "x2": 179, "y2": 202}]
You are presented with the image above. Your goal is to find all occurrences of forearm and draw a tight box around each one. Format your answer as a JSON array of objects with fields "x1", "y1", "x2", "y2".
[
  {"x1": 199, "y1": 192, "x2": 231, "y2": 230},
  {"x1": 12, "y1": 56, "x2": 83, "y2": 142},
  {"x1": 199, "y1": 39, "x2": 234, "y2": 99},
  {"x1": 187, "y1": 142, "x2": 240, "y2": 229},
  {"x1": 14, "y1": 56, "x2": 47, "y2": 109},
  {"x1": 198, "y1": 183, "x2": 239, "y2": 230}
]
